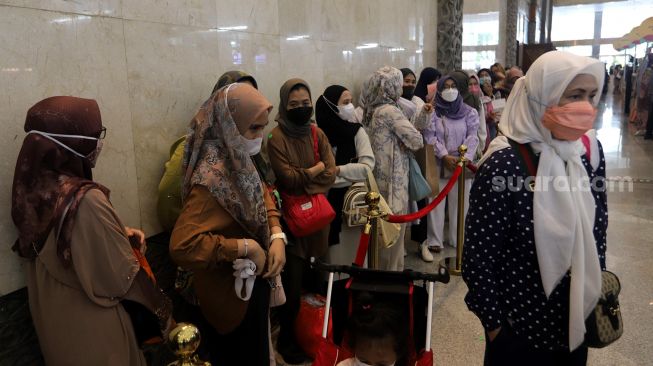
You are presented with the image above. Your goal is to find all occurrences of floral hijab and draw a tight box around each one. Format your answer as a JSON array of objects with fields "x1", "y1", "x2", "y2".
[
  {"x1": 183, "y1": 83, "x2": 273, "y2": 247},
  {"x1": 11, "y1": 96, "x2": 109, "y2": 265},
  {"x1": 362, "y1": 66, "x2": 403, "y2": 126}
]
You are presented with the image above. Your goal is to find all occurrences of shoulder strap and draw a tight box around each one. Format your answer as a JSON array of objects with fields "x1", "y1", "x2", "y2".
[
  {"x1": 507, "y1": 138, "x2": 539, "y2": 177},
  {"x1": 311, "y1": 124, "x2": 320, "y2": 163},
  {"x1": 581, "y1": 134, "x2": 591, "y2": 162}
]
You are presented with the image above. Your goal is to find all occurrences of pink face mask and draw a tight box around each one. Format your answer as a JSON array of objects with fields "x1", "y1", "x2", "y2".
[
  {"x1": 469, "y1": 85, "x2": 481, "y2": 95},
  {"x1": 541, "y1": 101, "x2": 597, "y2": 141}
]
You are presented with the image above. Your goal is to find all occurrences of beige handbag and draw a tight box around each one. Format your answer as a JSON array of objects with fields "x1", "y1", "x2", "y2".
[
  {"x1": 364, "y1": 168, "x2": 401, "y2": 248},
  {"x1": 414, "y1": 144, "x2": 439, "y2": 197},
  {"x1": 342, "y1": 182, "x2": 369, "y2": 227}
]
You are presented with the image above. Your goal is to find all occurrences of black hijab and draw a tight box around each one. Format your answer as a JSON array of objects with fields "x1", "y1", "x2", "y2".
[
  {"x1": 315, "y1": 85, "x2": 360, "y2": 166},
  {"x1": 414, "y1": 67, "x2": 442, "y2": 102},
  {"x1": 316, "y1": 85, "x2": 362, "y2": 245}
]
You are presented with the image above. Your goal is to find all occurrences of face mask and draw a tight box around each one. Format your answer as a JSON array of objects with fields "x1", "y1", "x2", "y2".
[
  {"x1": 541, "y1": 101, "x2": 597, "y2": 141},
  {"x1": 27, "y1": 130, "x2": 102, "y2": 166},
  {"x1": 337, "y1": 103, "x2": 356, "y2": 122},
  {"x1": 469, "y1": 85, "x2": 481, "y2": 95},
  {"x1": 286, "y1": 106, "x2": 313, "y2": 126},
  {"x1": 354, "y1": 357, "x2": 395, "y2": 366},
  {"x1": 480, "y1": 76, "x2": 492, "y2": 86},
  {"x1": 402, "y1": 85, "x2": 415, "y2": 100},
  {"x1": 239, "y1": 135, "x2": 263, "y2": 156},
  {"x1": 441, "y1": 88, "x2": 459, "y2": 102}
]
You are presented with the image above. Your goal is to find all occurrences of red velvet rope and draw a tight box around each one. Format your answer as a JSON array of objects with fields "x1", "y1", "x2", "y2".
[
  {"x1": 466, "y1": 162, "x2": 478, "y2": 173},
  {"x1": 354, "y1": 230, "x2": 371, "y2": 267},
  {"x1": 385, "y1": 165, "x2": 463, "y2": 223}
]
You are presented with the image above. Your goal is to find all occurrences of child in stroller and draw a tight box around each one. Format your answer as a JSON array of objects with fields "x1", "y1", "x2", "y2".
[{"x1": 337, "y1": 291, "x2": 407, "y2": 366}]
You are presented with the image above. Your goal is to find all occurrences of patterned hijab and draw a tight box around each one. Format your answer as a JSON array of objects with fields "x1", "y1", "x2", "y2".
[
  {"x1": 11, "y1": 96, "x2": 109, "y2": 265},
  {"x1": 183, "y1": 83, "x2": 273, "y2": 247},
  {"x1": 212, "y1": 70, "x2": 258, "y2": 94},
  {"x1": 362, "y1": 66, "x2": 403, "y2": 126},
  {"x1": 275, "y1": 78, "x2": 313, "y2": 138}
]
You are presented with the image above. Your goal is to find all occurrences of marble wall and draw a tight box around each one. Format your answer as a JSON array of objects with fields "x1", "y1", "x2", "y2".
[{"x1": 0, "y1": 0, "x2": 438, "y2": 295}]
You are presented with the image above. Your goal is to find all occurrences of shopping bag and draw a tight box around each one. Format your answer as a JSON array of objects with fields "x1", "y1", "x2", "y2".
[{"x1": 295, "y1": 294, "x2": 333, "y2": 359}]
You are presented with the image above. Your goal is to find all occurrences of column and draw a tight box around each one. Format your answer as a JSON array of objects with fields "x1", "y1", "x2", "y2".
[
  {"x1": 592, "y1": 10, "x2": 603, "y2": 59},
  {"x1": 505, "y1": 0, "x2": 519, "y2": 67},
  {"x1": 436, "y1": 0, "x2": 463, "y2": 72}
]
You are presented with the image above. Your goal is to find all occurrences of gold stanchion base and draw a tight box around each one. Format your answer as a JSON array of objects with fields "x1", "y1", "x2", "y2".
[{"x1": 439, "y1": 256, "x2": 461, "y2": 276}]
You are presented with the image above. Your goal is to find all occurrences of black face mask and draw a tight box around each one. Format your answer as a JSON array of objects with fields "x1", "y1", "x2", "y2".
[
  {"x1": 402, "y1": 85, "x2": 415, "y2": 100},
  {"x1": 286, "y1": 106, "x2": 313, "y2": 126}
]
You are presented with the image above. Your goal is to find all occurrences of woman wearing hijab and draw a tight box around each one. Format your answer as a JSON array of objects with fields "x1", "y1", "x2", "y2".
[
  {"x1": 478, "y1": 68, "x2": 501, "y2": 142},
  {"x1": 397, "y1": 68, "x2": 426, "y2": 120},
  {"x1": 12, "y1": 96, "x2": 173, "y2": 365},
  {"x1": 414, "y1": 67, "x2": 442, "y2": 103},
  {"x1": 170, "y1": 83, "x2": 286, "y2": 365},
  {"x1": 467, "y1": 72, "x2": 489, "y2": 156},
  {"x1": 267, "y1": 78, "x2": 337, "y2": 363},
  {"x1": 157, "y1": 70, "x2": 265, "y2": 233},
  {"x1": 363, "y1": 66, "x2": 431, "y2": 271},
  {"x1": 316, "y1": 85, "x2": 375, "y2": 265},
  {"x1": 419, "y1": 75, "x2": 479, "y2": 258},
  {"x1": 462, "y1": 51, "x2": 608, "y2": 365}
]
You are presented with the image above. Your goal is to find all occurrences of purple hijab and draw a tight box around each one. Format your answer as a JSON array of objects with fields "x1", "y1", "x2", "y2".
[{"x1": 434, "y1": 75, "x2": 466, "y2": 119}]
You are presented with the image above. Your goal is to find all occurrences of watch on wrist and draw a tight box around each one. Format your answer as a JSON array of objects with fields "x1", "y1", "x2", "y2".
[{"x1": 270, "y1": 232, "x2": 288, "y2": 246}]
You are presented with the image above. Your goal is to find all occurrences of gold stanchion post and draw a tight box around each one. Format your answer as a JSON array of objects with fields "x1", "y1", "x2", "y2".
[
  {"x1": 438, "y1": 145, "x2": 467, "y2": 276},
  {"x1": 364, "y1": 191, "x2": 381, "y2": 269},
  {"x1": 167, "y1": 323, "x2": 211, "y2": 366}
]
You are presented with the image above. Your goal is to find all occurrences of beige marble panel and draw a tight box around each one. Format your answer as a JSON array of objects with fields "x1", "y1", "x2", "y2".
[
  {"x1": 216, "y1": 30, "x2": 282, "y2": 113},
  {"x1": 321, "y1": 41, "x2": 355, "y2": 92},
  {"x1": 0, "y1": 6, "x2": 138, "y2": 295},
  {"x1": 0, "y1": 0, "x2": 121, "y2": 17},
  {"x1": 279, "y1": 37, "x2": 324, "y2": 103},
  {"x1": 216, "y1": 0, "x2": 279, "y2": 35},
  {"x1": 278, "y1": 0, "x2": 322, "y2": 39},
  {"x1": 352, "y1": 0, "x2": 381, "y2": 45},
  {"x1": 320, "y1": 0, "x2": 356, "y2": 42},
  {"x1": 121, "y1": 0, "x2": 216, "y2": 27},
  {"x1": 123, "y1": 20, "x2": 221, "y2": 235}
]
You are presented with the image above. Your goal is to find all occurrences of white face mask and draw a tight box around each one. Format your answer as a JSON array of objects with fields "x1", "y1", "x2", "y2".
[
  {"x1": 27, "y1": 130, "x2": 102, "y2": 166},
  {"x1": 239, "y1": 135, "x2": 263, "y2": 156},
  {"x1": 337, "y1": 103, "x2": 356, "y2": 122},
  {"x1": 441, "y1": 88, "x2": 459, "y2": 102}
]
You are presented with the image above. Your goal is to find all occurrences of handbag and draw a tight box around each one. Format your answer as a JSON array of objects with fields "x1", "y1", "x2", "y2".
[
  {"x1": 585, "y1": 271, "x2": 623, "y2": 348},
  {"x1": 281, "y1": 125, "x2": 336, "y2": 238},
  {"x1": 414, "y1": 143, "x2": 439, "y2": 198},
  {"x1": 365, "y1": 168, "x2": 401, "y2": 248},
  {"x1": 268, "y1": 275, "x2": 286, "y2": 307},
  {"x1": 342, "y1": 182, "x2": 368, "y2": 227},
  {"x1": 408, "y1": 153, "x2": 432, "y2": 201}
]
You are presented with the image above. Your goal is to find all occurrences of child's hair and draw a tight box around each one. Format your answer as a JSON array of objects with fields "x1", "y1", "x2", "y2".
[{"x1": 347, "y1": 292, "x2": 408, "y2": 359}]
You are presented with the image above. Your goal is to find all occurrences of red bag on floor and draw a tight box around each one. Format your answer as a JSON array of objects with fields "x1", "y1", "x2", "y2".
[
  {"x1": 312, "y1": 337, "x2": 352, "y2": 366},
  {"x1": 295, "y1": 294, "x2": 333, "y2": 359}
]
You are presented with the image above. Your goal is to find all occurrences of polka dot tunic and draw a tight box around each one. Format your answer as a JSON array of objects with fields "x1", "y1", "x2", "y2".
[{"x1": 462, "y1": 144, "x2": 608, "y2": 351}]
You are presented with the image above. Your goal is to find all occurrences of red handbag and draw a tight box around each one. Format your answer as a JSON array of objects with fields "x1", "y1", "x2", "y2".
[{"x1": 281, "y1": 125, "x2": 335, "y2": 238}]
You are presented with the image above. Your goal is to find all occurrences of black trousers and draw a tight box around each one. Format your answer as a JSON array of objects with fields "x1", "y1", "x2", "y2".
[{"x1": 484, "y1": 322, "x2": 588, "y2": 366}]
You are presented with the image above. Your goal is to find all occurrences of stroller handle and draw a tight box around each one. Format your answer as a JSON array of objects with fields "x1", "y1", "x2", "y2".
[{"x1": 309, "y1": 257, "x2": 451, "y2": 284}]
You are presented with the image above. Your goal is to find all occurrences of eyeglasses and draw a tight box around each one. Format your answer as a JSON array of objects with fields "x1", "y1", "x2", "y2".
[{"x1": 98, "y1": 127, "x2": 107, "y2": 139}]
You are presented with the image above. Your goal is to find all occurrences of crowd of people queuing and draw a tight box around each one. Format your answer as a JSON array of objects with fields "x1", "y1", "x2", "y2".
[{"x1": 11, "y1": 50, "x2": 610, "y2": 366}]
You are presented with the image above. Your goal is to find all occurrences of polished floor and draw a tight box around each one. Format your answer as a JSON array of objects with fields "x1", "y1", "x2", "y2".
[{"x1": 277, "y1": 82, "x2": 653, "y2": 366}]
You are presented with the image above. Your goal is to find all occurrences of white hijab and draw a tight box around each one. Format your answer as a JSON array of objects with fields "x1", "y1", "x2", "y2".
[{"x1": 479, "y1": 51, "x2": 604, "y2": 351}]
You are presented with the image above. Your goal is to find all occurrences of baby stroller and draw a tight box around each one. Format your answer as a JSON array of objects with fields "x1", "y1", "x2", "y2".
[{"x1": 309, "y1": 258, "x2": 450, "y2": 366}]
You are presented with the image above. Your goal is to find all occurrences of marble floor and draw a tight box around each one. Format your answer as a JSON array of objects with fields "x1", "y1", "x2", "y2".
[{"x1": 276, "y1": 87, "x2": 653, "y2": 366}]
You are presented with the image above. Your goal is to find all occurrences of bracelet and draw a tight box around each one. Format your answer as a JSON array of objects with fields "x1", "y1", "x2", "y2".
[
  {"x1": 243, "y1": 238, "x2": 249, "y2": 257},
  {"x1": 270, "y1": 232, "x2": 288, "y2": 246}
]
